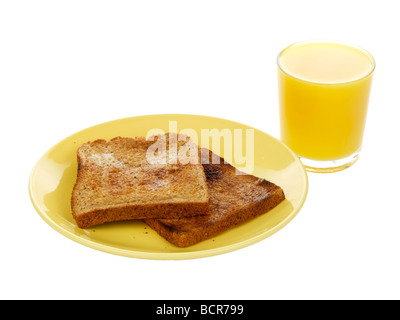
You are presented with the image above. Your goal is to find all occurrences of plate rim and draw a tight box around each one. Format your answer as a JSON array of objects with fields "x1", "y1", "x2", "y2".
[{"x1": 29, "y1": 113, "x2": 308, "y2": 260}]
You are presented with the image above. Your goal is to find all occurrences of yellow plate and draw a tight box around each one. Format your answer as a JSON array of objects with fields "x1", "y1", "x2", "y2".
[{"x1": 29, "y1": 114, "x2": 308, "y2": 260}]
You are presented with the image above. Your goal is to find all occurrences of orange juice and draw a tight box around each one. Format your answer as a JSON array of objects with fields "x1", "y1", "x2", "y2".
[{"x1": 277, "y1": 40, "x2": 375, "y2": 162}]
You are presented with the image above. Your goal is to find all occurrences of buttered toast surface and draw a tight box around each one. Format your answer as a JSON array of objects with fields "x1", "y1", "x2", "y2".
[{"x1": 71, "y1": 134, "x2": 209, "y2": 228}]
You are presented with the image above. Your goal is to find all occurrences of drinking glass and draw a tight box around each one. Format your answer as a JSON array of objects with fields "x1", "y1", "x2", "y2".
[{"x1": 277, "y1": 40, "x2": 375, "y2": 172}]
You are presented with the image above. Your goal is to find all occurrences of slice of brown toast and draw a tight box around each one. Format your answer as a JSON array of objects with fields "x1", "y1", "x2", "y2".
[
  {"x1": 145, "y1": 148, "x2": 286, "y2": 247},
  {"x1": 71, "y1": 133, "x2": 210, "y2": 228}
]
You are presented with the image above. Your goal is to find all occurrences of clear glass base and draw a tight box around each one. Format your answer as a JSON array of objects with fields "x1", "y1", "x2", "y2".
[{"x1": 299, "y1": 151, "x2": 360, "y2": 173}]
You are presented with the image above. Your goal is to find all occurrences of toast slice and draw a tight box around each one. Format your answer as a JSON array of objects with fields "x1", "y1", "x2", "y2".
[
  {"x1": 145, "y1": 148, "x2": 286, "y2": 247},
  {"x1": 71, "y1": 133, "x2": 209, "y2": 228}
]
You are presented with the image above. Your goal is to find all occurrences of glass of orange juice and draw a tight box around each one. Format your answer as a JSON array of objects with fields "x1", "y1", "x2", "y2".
[{"x1": 277, "y1": 40, "x2": 375, "y2": 173}]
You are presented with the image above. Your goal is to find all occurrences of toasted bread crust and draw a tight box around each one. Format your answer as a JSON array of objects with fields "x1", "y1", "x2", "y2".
[
  {"x1": 71, "y1": 134, "x2": 209, "y2": 228},
  {"x1": 145, "y1": 149, "x2": 285, "y2": 247},
  {"x1": 72, "y1": 200, "x2": 210, "y2": 229}
]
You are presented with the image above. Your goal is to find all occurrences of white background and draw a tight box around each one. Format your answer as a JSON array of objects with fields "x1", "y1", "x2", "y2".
[{"x1": 1, "y1": 0, "x2": 399, "y2": 300}]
